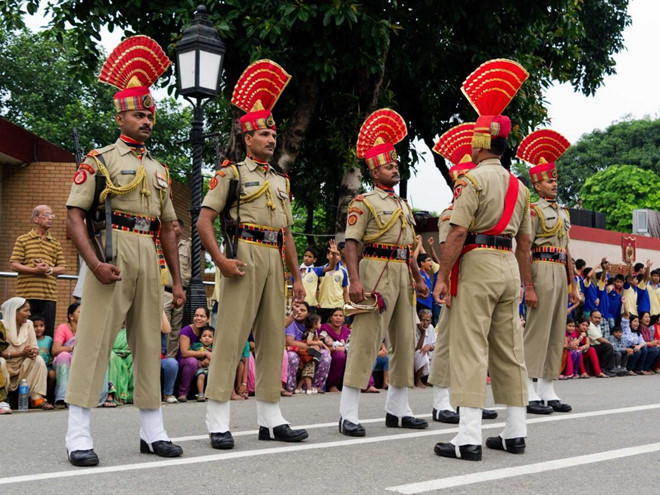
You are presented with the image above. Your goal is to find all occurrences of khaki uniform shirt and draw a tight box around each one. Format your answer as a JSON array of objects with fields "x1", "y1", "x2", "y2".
[
  {"x1": 201, "y1": 157, "x2": 294, "y2": 228},
  {"x1": 66, "y1": 138, "x2": 176, "y2": 223},
  {"x1": 437, "y1": 206, "x2": 453, "y2": 244},
  {"x1": 450, "y1": 158, "x2": 530, "y2": 237},
  {"x1": 530, "y1": 198, "x2": 570, "y2": 249},
  {"x1": 165, "y1": 238, "x2": 192, "y2": 288},
  {"x1": 345, "y1": 188, "x2": 415, "y2": 246}
]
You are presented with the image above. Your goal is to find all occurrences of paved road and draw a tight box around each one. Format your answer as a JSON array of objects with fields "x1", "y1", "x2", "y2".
[{"x1": 2, "y1": 375, "x2": 660, "y2": 494}]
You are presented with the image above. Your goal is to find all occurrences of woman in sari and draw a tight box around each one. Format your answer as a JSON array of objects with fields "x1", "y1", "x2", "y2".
[
  {"x1": 0, "y1": 297, "x2": 52, "y2": 409},
  {"x1": 108, "y1": 327, "x2": 133, "y2": 404}
]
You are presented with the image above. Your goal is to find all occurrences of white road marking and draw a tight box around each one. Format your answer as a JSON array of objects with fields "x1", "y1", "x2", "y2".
[
  {"x1": 0, "y1": 403, "x2": 658, "y2": 486},
  {"x1": 386, "y1": 442, "x2": 660, "y2": 493}
]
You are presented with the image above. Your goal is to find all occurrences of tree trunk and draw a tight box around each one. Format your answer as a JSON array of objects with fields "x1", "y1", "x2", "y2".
[
  {"x1": 334, "y1": 166, "x2": 363, "y2": 239},
  {"x1": 276, "y1": 75, "x2": 319, "y2": 174}
]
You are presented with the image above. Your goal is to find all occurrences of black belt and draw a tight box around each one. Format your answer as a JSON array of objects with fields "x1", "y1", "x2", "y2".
[
  {"x1": 363, "y1": 244, "x2": 410, "y2": 261},
  {"x1": 110, "y1": 212, "x2": 160, "y2": 236},
  {"x1": 230, "y1": 224, "x2": 283, "y2": 247},
  {"x1": 465, "y1": 233, "x2": 512, "y2": 249},
  {"x1": 533, "y1": 252, "x2": 567, "y2": 263},
  {"x1": 165, "y1": 286, "x2": 188, "y2": 293}
]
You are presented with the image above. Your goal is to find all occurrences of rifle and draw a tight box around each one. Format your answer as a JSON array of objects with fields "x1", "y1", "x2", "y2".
[
  {"x1": 72, "y1": 127, "x2": 107, "y2": 262},
  {"x1": 216, "y1": 137, "x2": 241, "y2": 259}
]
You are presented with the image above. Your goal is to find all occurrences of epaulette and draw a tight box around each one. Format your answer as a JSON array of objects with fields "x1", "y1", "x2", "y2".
[
  {"x1": 220, "y1": 159, "x2": 232, "y2": 168},
  {"x1": 354, "y1": 194, "x2": 364, "y2": 202},
  {"x1": 88, "y1": 143, "x2": 115, "y2": 156},
  {"x1": 86, "y1": 150, "x2": 100, "y2": 157}
]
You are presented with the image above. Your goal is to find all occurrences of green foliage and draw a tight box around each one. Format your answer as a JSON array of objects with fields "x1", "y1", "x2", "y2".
[
  {"x1": 579, "y1": 164, "x2": 660, "y2": 232},
  {"x1": 557, "y1": 117, "x2": 660, "y2": 205},
  {"x1": 0, "y1": 26, "x2": 192, "y2": 182}
]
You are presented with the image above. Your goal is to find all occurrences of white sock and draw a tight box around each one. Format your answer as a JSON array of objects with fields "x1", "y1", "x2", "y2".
[
  {"x1": 256, "y1": 400, "x2": 288, "y2": 429},
  {"x1": 206, "y1": 399, "x2": 231, "y2": 433},
  {"x1": 139, "y1": 408, "x2": 169, "y2": 443},
  {"x1": 385, "y1": 386, "x2": 414, "y2": 417},
  {"x1": 66, "y1": 405, "x2": 93, "y2": 452},
  {"x1": 537, "y1": 378, "x2": 560, "y2": 401},
  {"x1": 433, "y1": 386, "x2": 454, "y2": 412},
  {"x1": 339, "y1": 386, "x2": 361, "y2": 424},
  {"x1": 501, "y1": 406, "x2": 527, "y2": 439},
  {"x1": 527, "y1": 377, "x2": 540, "y2": 402},
  {"x1": 451, "y1": 406, "x2": 482, "y2": 446}
]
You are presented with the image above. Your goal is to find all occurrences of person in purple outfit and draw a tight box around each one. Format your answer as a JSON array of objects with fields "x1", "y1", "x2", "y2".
[
  {"x1": 319, "y1": 308, "x2": 351, "y2": 392},
  {"x1": 176, "y1": 307, "x2": 212, "y2": 401}
]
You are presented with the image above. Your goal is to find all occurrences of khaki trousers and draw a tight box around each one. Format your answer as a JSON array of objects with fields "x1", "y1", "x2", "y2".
[
  {"x1": 206, "y1": 241, "x2": 285, "y2": 403},
  {"x1": 449, "y1": 249, "x2": 528, "y2": 408},
  {"x1": 524, "y1": 261, "x2": 568, "y2": 380},
  {"x1": 427, "y1": 305, "x2": 450, "y2": 387},
  {"x1": 66, "y1": 230, "x2": 163, "y2": 409},
  {"x1": 163, "y1": 290, "x2": 185, "y2": 358},
  {"x1": 344, "y1": 259, "x2": 415, "y2": 390}
]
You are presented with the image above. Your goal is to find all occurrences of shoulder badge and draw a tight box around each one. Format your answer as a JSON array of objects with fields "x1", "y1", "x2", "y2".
[
  {"x1": 354, "y1": 194, "x2": 364, "y2": 202},
  {"x1": 209, "y1": 176, "x2": 219, "y2": 190},
  {"x1": 221, "y1": 159, "x2": 232, "y2": 168},
  {"x1": 453, "y1": 178, "x2": 468, "y2": 200},
  {"x1": 530, "y1": 208, "x2": 537, "y2": 217},
  {"x1": 348, "y1": 213, "x2": 359, "y2": 226},
  {"x1": 73, "y1": 169, "x2": 88, "y2": 185},
  {"x1": 348, "y1": 205, "x2": 363, "y2": 215},
  {"x1": 79, "y1": 163, "x2": 96, "y2": 175},
  {"x1": 86, "y1": 150, "x2": 99, "y2": 157}
]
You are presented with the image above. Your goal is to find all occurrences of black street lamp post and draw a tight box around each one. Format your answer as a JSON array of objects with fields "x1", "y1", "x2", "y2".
[{"x1": 175, "y1": 4, "x2": 226, "y2": 324}]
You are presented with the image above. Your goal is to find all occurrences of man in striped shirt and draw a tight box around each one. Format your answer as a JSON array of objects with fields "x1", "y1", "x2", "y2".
[{"x1": 10, "y1": 205, "x2": 66, "y2": 338}]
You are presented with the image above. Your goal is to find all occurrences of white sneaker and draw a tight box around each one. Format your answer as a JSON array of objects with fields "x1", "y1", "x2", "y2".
[
  {"x1": 164, "y1": 395, "x2": 178, "y2": 404},
  {"x1": 294, "y1": 389, "x2": 303, "y2": 394}
]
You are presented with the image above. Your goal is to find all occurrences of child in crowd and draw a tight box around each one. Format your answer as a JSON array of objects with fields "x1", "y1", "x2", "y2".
[
  {"x1": 577, "y1": 317, "x2": 609, "y2": 378},
  {"x1": 295, "y1": 314, "x2": 324, "y2": 394},
  {"x1": 32, "y1": 315, "x2": 56, "y2": 395},
  {"x1": 608, "y1": 325, "x2": 630, "y2": 373},
  {"x1": 561, "y1": 319, "x2": 582, "y2": 379},
  {"x1": 191, "y1": 327, "x2": 214, "y2": 402}
]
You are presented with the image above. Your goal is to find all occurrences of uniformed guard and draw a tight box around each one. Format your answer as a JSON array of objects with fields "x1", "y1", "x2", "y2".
[
  {"x1": 64, "y1": 36, "x2": 186, "y2": 466},
  {"x1": 434, "y1": 59, "x2": 537, "y2": 461},
  {"x1": 427, "y1": 123, "x2": 497, "y2": 424},
  {"x1": 339, "y1": 109, "x2": 429, "y2": 437},
  {"x1": 517, "y1": 130, "x2": 579, "y2": 414},
  {"x1": 197, "y1": 60, "x2": 308, "y2": 449}
]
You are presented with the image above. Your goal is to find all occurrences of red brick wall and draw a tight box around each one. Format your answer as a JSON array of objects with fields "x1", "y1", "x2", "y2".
[{"x1": 0, "y1": 161, "x2": 191, "y2": 325}]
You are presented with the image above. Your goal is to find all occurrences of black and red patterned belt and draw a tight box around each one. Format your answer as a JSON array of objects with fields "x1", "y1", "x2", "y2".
[
  {"x1": 234, "y1": 222, "x2": 283, "y2": 248},
  {"x1": 532, "y1": 246, "x2": 567, "y2": 264},
  {"x1": 111, "y1": 211, "x2": 159, "y2": 236},
  {"x1": 363, "y1": 242, "x2": 410, "y2": 262}
]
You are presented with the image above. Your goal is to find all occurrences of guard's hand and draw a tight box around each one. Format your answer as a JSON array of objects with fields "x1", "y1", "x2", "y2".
[
  {"x1": 415, "y1": 279, "x2": 429, "y2": 299},
  {"x1": 172, "y1": 284, "x2": 186, "y2": 309},
  {"x1": 349, "y1": 280, "x2": 366, "y2": 304},
  {"x1": 219, "y1": 259, "x2": 246, "y2": 278},
  {"x1": 94, "y1": 263, "x2": 122, "y2": 284},
  {"x1": 525, "y1": 286, "x2": 538, "y2": 308},
  {"x1": 292, "y1": 279, "x2": 305, "y2": 304},
  {"x1": 435, "y1": 279, "x2": 450, "y2": 307}
]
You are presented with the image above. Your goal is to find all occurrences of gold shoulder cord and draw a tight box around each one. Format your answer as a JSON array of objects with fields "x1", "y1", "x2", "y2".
[
  {"x1": 229, "y1": 164, "x2": 276, "y2": 210},
  {"x1": 94, "y1": 156, "x2": 149, "y2": 206},
  {"x1": 362, "y1": 197, "x2": 405, "y2": 243},
  {"x1": 534, "y1": 203, "x2": 564, "y2": 239}
]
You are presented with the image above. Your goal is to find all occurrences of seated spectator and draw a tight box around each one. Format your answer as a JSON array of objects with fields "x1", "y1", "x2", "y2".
[
  {"x1": 372, "y1": 340, "x2": 390, "y2": 389},
  {"x1": 561, "y1": 318, "x2": 582, "y2": 379},
  {"x1": 577, "y1": 317, "x2": 608, "y2": 378},
  {"x1": 620, "y1": 304, "x2": 647, "y2": 375},
  {"x1": 51, "y1": 302, "x2": 80, "y2": 408},
  {"x1": 32, "y1": 315, "x2": 55, "y2": 395},
  {"x1": 160, "y1": 311, "x2": 179, "y2": 404},
  {"x1": 234, "y1": 339, "x2": 251, "y2": 400},
  {"x1": 587, "y1": 310, "x2": 616, "y2": 377},
  {"x1": 295, "y1": 314, "x2": 324, "y2": 394},
  {"x1": 0, "y1": 310, "x2": 11, "y2": 414},
  {"x1": 414, "y1": 309, "x2": 435, "y2": 388},
  {"x1": 285, "y1": 302, "x2": 331, "y2": 393},
  {"x1": 0, "y1": 297, "x2": 52, "y2": 409},
  {"x1": 176, "y1": 306, "x2": 212, "y2": 401},
  {"x1": 638, "y1": 311, "x2": 660, "y2": 374},
  {"x1": 608, "y1": 326, "x2": 630, "y2": 375},
  {"x1": 192, "y1": 327, "x2": 214, "y2": 401},
  {"x1": 319, "y1": 308, "x2": 351, "y2": 393},
  {"x1": 108, "y1": 327, "x2": 132, "y2": 405}
]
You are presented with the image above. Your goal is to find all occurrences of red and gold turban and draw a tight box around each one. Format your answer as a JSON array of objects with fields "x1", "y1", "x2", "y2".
[
  {"x1": 231, "y1": 60, "x2": 291, "y2": 133},
  {"x1": 517, "y1": 129, "x2": 571, "y2": 184},
  {"x1": 99, "y1": 35, "x2": 171, "y2": 117},
  {"x1": 433, "y1": 123, "x2": 477, "y2": 181},
  {"x1": 461, "y1": 59, "x2": 528, "y2": 149},
  {"x1": 356, "y1": 109, "x2": 407, "y2": 171}
]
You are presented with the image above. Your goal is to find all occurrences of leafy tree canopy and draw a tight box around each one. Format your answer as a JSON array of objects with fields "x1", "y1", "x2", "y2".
[
  {"x1": 557, "y1": 116, "x2": 660, "y2": 205},
  {"x1": 579, "y1": 164, "x2": 660, "y2": 232}
]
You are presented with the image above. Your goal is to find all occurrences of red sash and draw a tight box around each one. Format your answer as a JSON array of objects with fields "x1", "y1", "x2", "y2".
[{"x1": 450, "y1": 174, "x2": 519, "y2": 296}]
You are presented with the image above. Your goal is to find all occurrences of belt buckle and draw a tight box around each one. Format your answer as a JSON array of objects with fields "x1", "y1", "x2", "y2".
[
  {"x1": 134, "y1": 216, "x2": 150, "y2": 233},
  {"x1": 264, "y1": 230, "x2": 279, "y2": 244},
  {"x1": 396, "y1": 248, "x2": 407, "y2": 260}
]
